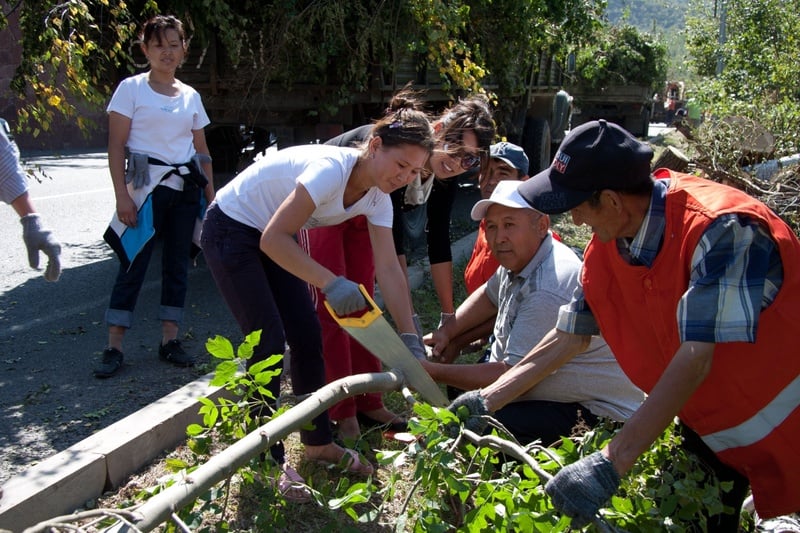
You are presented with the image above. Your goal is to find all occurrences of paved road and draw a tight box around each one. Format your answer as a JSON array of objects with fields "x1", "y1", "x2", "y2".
[{"x1": 0, "y1": 151, "x2": 240, "y2": 484}]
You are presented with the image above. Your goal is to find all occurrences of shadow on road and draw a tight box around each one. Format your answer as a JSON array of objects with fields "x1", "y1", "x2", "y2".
[{"x1": 0, "y1": 242, "x2": 240, "y2": 484}]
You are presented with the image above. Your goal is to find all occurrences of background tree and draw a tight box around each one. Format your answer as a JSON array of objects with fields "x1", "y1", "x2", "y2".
[
  {"x1": 686, "y1": 0, "x2": 800, "y2": 156},
  {"x1": 1, "y1": 0, "x2": 604, "y2": 141}
]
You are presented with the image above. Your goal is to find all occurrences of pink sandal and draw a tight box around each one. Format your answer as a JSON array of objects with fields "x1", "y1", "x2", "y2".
[
  {"x1": 275, "y1": 464, "x2": 312, "y2": 504},
  {"x1": 340, "y1": 448, "x2": 374, "y2": 475},
  {"x1": 310, "y1": 447, "x2": 374, "y2": 475}
]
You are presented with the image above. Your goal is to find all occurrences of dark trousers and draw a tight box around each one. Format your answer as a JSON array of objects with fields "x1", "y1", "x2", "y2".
[
  {"x1": 493, "y1": 399, "x2": 599, "y2": 448},
  {"x1": 678, "y1": 423, "x2": 751, "y2": 532},
  {"x1": 107, "y1": 185, "x2": 199, "y2": 328},
  {"x1": 201, "y1": 203, "x2": 331, "y2": 463}
]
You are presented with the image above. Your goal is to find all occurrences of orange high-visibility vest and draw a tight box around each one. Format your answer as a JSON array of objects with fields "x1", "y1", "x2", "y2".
[{"x1": 583, "y1": 169, "x2": 800, "y2": 518}]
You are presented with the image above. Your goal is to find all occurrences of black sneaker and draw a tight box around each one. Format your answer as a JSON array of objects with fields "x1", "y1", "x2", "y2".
[
  {"x1": 94, "y1": 347, "x2": 124, "y2": 378},
  {"x1": 158, "y1": 339, "x2": 195, "y2": 367}
]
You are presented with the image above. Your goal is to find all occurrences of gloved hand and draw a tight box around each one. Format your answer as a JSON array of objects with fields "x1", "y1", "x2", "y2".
[
  {"x1": 124, "y1": 152, "x2": 150, "y2": 190},
  {"x1": 191, "y1": 153, "x2": 212, "y2": 184},
  {"x1": 322, "y1": 276, "x2": 367, "y2": 316},
  {"x1": 400, "y1": 333, "x2": 426, "y2": 360},
  {"x1": 438, "y1": 312, "x2": 455, "y2": 329},
  {"x1": 21, "y1": 213, "x2": 62, "y2": 282},
  {"x1": 545, "y1": 451, "x2": 620, "y2": 528},
  {"x1": 447, "y1": 390, "x2": 491, "y2": 435}
]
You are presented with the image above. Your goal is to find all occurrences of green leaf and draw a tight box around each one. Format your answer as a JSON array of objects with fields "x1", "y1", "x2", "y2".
[
  {"x1": 249, "y1": 353, "x2": 282, "y2": 374},
  {"x1": 186, "y1": 423, "x2": 205, "y2": 436},
  {"x1": 206, "y1": 335, "x2": 234, "y2": 360},
  {"x1": 211, "y1": 360, "x2": 239, "y2": 386}
]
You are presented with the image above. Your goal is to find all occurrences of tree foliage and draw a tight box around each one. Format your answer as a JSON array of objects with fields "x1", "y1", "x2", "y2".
[
  {"x1": 569, "y1": 23, "x2": 669, "y2": 92},
  {"x1": 685, "y1": 0, "x2": 800, "y2": 156},
  {"x1": 2, "y1": 0, "x2": 605, "y2": 138}
]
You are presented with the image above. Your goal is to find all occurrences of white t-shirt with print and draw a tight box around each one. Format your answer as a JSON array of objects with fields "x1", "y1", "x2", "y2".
[
  {"x1": 106, "y1": 72, "x2": 210, "y2": 165},
  {"x1": 214, "y1": 144, "x2": 393, "y2": 232}
]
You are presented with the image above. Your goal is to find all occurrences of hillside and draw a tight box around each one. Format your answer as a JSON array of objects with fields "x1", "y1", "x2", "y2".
[
  {"x1": 606, "y1": 0, "x2": 691, "y2": 80},
  {"x1": 606, "y1": 0, "x2": 688, "y2": 33}
]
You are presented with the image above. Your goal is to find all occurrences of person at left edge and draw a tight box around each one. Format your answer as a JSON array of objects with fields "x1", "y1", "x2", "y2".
[
  {"x1": 200, "y1": 90, "x2": 435, "y2": 501},
  {"x1": 96, "y1": 15, "x2": 215, "y2": 379},
  {"x1": 0, "y1": 117, "x2": 62, "y2": 282}
]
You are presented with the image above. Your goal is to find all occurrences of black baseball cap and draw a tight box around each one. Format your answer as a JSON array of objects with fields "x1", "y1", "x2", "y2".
[{"x1": 518, "y1": 120, "x2": 653, "y2": 214}]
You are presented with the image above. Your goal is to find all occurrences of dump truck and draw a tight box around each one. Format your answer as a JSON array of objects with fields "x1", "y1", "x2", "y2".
[{"x1": 568, "y1": 83, "x2": 653, "y2": 138}]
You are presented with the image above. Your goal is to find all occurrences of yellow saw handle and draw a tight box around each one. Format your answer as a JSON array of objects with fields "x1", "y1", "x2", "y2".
[{"x1": 324, "y1": 284, "x2": 383, "y2": 328}]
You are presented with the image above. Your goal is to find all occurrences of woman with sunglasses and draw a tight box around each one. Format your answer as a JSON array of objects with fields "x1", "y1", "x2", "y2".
[
  {"x1": 302, "y1": 96, "x2": 495, "y2": 442},
  {"x1": 200, "y1": 89, "x2": 434, "y2": 502}
]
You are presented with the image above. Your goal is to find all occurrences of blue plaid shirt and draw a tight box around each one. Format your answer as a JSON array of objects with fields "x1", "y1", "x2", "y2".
[{"x1": 557, "y1": 179, "x2": 784, "y2": 343}]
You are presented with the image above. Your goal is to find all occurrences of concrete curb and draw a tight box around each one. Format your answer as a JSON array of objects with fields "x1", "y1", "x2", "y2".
[
  {"x1": 0, "y1": 375, "x2": 230, "y2": 532},
  {"x1": 0, "y1": 230, "x2": 478, "y2": 532}
]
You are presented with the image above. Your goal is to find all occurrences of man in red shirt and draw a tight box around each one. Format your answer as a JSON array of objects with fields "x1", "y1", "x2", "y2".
[{"x1": 464, "y1": 142, "x2": 530, "y2": 295}]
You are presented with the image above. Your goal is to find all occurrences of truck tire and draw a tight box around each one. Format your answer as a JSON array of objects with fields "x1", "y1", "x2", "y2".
[{"x1": 522, "y1": 118, "x2": 552, "y2": 174}]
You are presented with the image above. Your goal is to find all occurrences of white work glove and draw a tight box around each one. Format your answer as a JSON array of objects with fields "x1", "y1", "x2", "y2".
[
  {"x1": 21, "y1": 213, "x2": 61, "y2": 281},
  {"x1": 124, "y1": 152, "x2": 150, "y2": 190},
  {"x1": 322, "y1": 276, "x2": 367, "y2": 315}
]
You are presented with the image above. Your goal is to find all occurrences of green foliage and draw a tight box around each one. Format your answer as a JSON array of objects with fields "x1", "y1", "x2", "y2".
[
  {"x1": 687, "y1": 0, "x2": 800, "y2": 189},
  {"x1": 100, "y1": 328, "x2": 735, "y2": 531},
  {"x1": 3, "y1": 1, "x2": 608, "y2": 142},
  {"x1": 570, "y1": 23, "x2": 669, "y2": 92},
  {"x1": 363, "y1": 410, "x2": 732, "y2": 532},
  {"x1": 187, "y1": 330, "x2": 283, "y2": 447}
]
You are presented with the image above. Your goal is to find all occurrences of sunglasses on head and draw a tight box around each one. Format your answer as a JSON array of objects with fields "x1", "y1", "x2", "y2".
[{"x1": 442, "y1": 143, "x2": 482, "y2": 170}]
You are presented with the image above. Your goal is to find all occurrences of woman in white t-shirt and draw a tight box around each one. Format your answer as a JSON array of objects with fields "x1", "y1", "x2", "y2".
[
  {"x1": 201, "y1": 91, "x2": 435, "y2": 502},
  {"x1": 96, "y1": 15, "x2": 215, "y2": 379}
]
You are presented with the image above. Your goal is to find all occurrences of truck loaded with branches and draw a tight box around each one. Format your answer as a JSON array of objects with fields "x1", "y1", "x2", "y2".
[{"x1": 565, "y1": 23, "x2": 668, "y2": 138}]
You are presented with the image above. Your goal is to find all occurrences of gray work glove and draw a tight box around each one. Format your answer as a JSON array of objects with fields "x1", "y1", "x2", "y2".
[
  {"x1": 322, "y1": 276, "x2": 367, "y2": 316},
  {"x1": 400, "y1": 333, "x2": 426, "y2": 360},
  {"x1": 125, "y1": 152, "x2": 150, "y2": 189},
  {"x1": 545, "y1": 451, "x2": 620, "y2": 529},
  {"x1": 21, "y1": 213, "x2": 61, "y2": 282},
  {"x1": 191, "y1": 153, "x2": 212, "y2": 184},
  {"x1": 447, "y1": 390, "x2": 491, "y2": 435}
]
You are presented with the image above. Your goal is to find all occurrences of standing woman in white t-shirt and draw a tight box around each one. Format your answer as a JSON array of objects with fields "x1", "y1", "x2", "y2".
[
  {"x1": 200, "y1": 92, "x2": 434, "y2": 502},
  {"x1": 95, "y1": 15, "x2": 215, "y2": 379}
]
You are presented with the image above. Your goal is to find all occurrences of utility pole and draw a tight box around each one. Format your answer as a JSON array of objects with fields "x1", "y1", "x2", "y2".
[{"x1": 716, "y1": 0, "x2": 727, "y2": 75}]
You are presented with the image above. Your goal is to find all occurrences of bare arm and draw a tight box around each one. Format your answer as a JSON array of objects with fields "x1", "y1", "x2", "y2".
[
  {"x1": 481, "y1": 328, "x2": 590, "y2": 412},
  {"x1": 107, "y1": 111, "x2": 136, "y2": 224},
  {"x1": 431, "y1": 317, "x2": 495, "y2": 364},
  {"x1": 431, "y1": 260, "x2": 455, "y2": 314},
  {"x1": 369, "y1": 223, "x2": 416, "y2": 333},
  {"x1": 422, "y1": 359, "x2": 509, "y2": 390},
  {"x1": 192, "y1": 128, "x2": 215, "y2": 203},
  {"x1": 10, "y1": 191, "x2": 35, "y2": 217},
  {"x1": 426, "y1": 284, "x2": 497, "y2": 360},
  {"x1": 261, "y1": 184, "x2": 337, "y2": 289},
  {"x1": 604, "y1": 341, "x2": 714, "y2": 475}
]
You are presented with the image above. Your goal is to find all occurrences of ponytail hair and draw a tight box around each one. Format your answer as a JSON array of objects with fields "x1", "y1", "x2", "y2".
[{"x1": 369, "y1": 86, "x2": 436, "y2": 153}]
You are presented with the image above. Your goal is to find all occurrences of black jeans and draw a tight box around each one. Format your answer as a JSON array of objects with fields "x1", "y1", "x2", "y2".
[
  {"x1": 201, "y1": 203, "x2": 332, "y2": 463},
  {"x1": 492, "y1": 399, "x2": 600, "y2": 448},
  {"x1": 106, "y1": 185, "x2": 199, "y2": 328}
]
